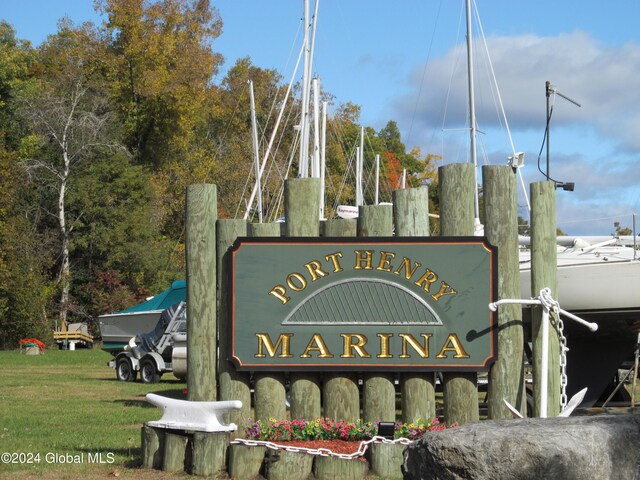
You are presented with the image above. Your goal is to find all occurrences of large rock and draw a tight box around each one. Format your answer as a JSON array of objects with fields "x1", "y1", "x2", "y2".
[{"x1": 403, "y1": 414, "x2": 640, "y2": 480}]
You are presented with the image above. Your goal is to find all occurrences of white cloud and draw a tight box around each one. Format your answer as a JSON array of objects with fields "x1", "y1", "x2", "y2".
[{"x1": 396, "y1": 31, "x2": 640, "y2": 152}]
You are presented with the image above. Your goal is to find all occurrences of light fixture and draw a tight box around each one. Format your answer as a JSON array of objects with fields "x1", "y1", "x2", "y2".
[
  {"x1": 507, "y1": 152, "x2": 525, "y2": 169},
  {"x1": 556, "y1": 182, "x2": 575, "y2": 192},
  {"x1": 377, "y1": 421, "x2": 395, "y2": 440}
]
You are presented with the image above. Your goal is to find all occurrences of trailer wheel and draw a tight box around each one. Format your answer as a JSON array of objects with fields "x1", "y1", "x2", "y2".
[
  {"x1": 116, "y1": 357, "x2": 136, "y2": 382},
  {"x1": 140, "y1": 359, "x2": 161, "y2": 384}
]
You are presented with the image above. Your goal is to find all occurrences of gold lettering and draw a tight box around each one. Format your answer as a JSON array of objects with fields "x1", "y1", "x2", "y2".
[
  {"x1": 268, "y1": 285, "x2": 290, "y2": 304},
  {"x1": 377, "y1": 333, "x2": 393, "y2": 358},
  {"x1": 376, "y1": 251, "x2": 396, "y2": 272},
  {"x1": 300, "y1": 334, "x2": 334, "y2": 358},
  {"x1": 399, "y1": 333, "x2": 432, "y2": 358},
  {"x1": 394, "y1": 257, "x2": 422, "y2": 280},
  {"x1": 255, "y1": 333, "x2": 293, "y2": 358},
  {"x1": 304, "y1": 260, "x2": 329, "y2": 282},
  {"x1": 287, "y1": 273, "x2": 307, "y2": 291},
  {"x1": 325, "y1": 252, "x2": 344, "y2": 273},
  {"x1": 353, "y1": 250, "x2": 374, "y2": 270},
  {"x1": 340, "y1": 333, "x2": 371, "y2": 358},
  {"x1": 435, "y1": 334, "x2": 470, "y2": 359},
  {"x1": 414, "y1": 269, "x2": 438, "y2": 292},
  {"x1": 431, "y1": 281, "x2": 457, "y2": 301}
]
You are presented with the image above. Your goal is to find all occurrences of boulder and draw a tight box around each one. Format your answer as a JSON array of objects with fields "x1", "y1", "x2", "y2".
[{"x1": 403, "y1": 414, "x2": 640, "y2": 480}]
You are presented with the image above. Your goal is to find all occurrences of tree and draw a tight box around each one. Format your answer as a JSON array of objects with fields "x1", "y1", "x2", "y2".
[
  {"x1": 0, "y1": 142, "x2": 53, "y2": 347},
  {"x1": 97, "y1": 0, "x2": 224, "y2": 167},
  {"x1": 19, "y1": 23, "x2": 117, "y2": 330},
  {"x1": 613, "y1": 221, "x2": 632, "y2": 236}
]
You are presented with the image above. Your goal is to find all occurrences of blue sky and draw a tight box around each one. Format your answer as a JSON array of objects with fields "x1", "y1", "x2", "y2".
[{"x1": 3, "y1": 0, "x2": 640, "y2": 235}]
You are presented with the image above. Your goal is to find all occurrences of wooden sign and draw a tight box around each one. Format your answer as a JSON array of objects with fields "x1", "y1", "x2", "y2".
[{"x1": 229, "y1": 237, "x2": 497, "y2": 371}]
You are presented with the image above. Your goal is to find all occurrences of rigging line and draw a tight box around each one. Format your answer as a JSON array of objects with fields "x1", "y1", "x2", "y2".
[
  {"x1": 558, "y1": 213, "x2": 640, "y2": 225},
  {"x1": 243, "y1": 41, "x2": 305, "y2": 220},
  {"x1": 441, "y1": 0, "x2": 466, "y2": 136},
  {"x1": 406, "y1": 0, "x2": 443, "y2": 148},
  {"x1": 472, "y1": 1, "x2": 530, "y2": 213},
  {"x1": 473, "y1": 0, "x2": 515, "y2": 154}
]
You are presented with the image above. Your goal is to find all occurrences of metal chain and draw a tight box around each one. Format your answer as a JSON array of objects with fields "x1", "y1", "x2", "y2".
[
  {"x1": 557, "y1": 314, "x2": 569, "y2": 409},
  {"x1": 539, "y1": 288, "x2": 569, "y2": 410},
  {"x1": 230, "y1": 436, "x2": 413, "y2": 460}
]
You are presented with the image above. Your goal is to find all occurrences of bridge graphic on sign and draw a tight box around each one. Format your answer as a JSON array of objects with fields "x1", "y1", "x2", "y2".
[{"x1": 282, "y1": 278, "x2": 443, "y2": 326}]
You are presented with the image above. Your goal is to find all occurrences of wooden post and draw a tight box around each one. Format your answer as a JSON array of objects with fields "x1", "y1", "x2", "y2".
[
  {"x1": 191, "y1": 431, "x2": 230, "y2": 477},
  {"x1": 217, "y1": 219, "x2": 251, "y2": 436},
  {"x1": 393, "y1": 187, "x2": 437, "y2": 423},
  {"x1": 439, "y1": 164, "x2": 479, "y2": 426},
  {"x1": 186, "y1": 184, "x2": 218, "y2": 402},
  {"x1": 358, "y1": 204, "x2": 396, "y2": 423},
  {"x1": 530, "y1": 181, "x2": 560, "y2": 417},
  {"x1": 229, "y1": 445, "x2": 266, "y2": 479},
  {"x1": 162, "y1": 432, "x2": 189, "y2": 473},
  {"x1": 285, "y1": 178, "x2": 322, "y2": 421},
  {"x1": 249, "y1": 222, "x2": 288, "y2": 423},
  {"x1": 323, "y1": 218, "x2": 360, "y2": 422},
  {"x1": 483, "y1": 166, "x2": 525, "y2": 419},
  {"x1": 141, "y1": 425, "x2": 165, "y2": 470}
]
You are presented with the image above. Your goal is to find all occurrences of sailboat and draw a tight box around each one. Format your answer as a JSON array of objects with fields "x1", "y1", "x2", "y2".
[{"x1": 458, "y1": 0, "x2": 640, "y2": 406}]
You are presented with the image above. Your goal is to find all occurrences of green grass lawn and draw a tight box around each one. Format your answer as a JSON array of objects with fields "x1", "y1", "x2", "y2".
[{"x1": 0, "y1": 347, "x2": 188, "y2": 479}]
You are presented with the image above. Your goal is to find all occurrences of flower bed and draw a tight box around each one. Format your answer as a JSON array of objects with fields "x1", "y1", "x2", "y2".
[{"x1": 244, "y1": 417, "x2": 454, "y2": 443}]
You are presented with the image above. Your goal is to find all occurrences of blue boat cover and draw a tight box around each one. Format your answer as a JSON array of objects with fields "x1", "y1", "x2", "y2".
[{"x1": 118, "y1": 280, "x2": 186, "y2": 313}]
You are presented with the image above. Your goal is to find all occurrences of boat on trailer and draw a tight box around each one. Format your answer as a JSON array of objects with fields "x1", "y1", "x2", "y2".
[{"x1": 98, "y1": 280, "x2": 186, "y2": 354}]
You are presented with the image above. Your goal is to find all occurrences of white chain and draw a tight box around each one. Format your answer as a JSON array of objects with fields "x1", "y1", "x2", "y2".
[
  {"x1": 556, "y1": 314, "x2": 569, "y2": 409},
  {"x1": 538, "y1": 288, "x2": 569, "y2": 410},
  {"x1": 230, "y1": 436, "x2": 413, "y2": 460}
]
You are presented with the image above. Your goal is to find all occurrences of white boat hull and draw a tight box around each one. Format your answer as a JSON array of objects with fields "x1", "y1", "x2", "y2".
[
  {"x1": 99, "y1": 310, "x2": 163, "y2": 349},
  {"x1": 520, "y1": 259, "x2": 640, "y2": 315}
]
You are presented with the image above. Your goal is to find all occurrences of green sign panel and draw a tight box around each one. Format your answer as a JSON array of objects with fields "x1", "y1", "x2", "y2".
[{"x1": 229, "y1": 237, "x2": 497, "y2": 371}]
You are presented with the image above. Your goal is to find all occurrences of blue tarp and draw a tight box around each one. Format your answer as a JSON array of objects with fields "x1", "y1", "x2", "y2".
[{"x1": 118, "y1": 280, "x2": 186, "y2": 313}]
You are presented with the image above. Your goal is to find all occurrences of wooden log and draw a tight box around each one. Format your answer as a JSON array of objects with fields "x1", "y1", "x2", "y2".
[
  {"x1": 284, "y1": 178, "x2": 321, "y2": 237},
  {"x1": 314, "y1": 455, "x2": 369, "y2": 480},
  {"x1": 141, "y1": 425, "x2": 165, "y2": 470},
  {"x1": 401, "y1": 373, "x2": 436, "y2": 423},
  {"x1": 228, "y1": 444, "x2": 266, "y2": 480},
  {"x1": 217, "y1": 219, "x2": 251, "y2": 436},
  {"x1": 530, "y1": 181, "x2": 560, "y2": 417},
  {"x1": 393, "y1": 187, "x2": 430, "y2": 237},
  {"x1": 483, "y1": 166, "x2": 526, "y2": 419},
  {"x1": 249, "y1": 221, "x2": 288, "y2": 424},
  {"x1": 285, "y1": 178, "x2": 322, "y2": 422},
  {"x1": 191, "y1": 431, "x2": 229, "y2": 477},
  {"x1": 358, "y1": 204, "x2": 396, "y2": 423},
  {"x1": 439, "y1": 164, "x2": 479, "y2": 426},
  {"x1": 162, "y1": 431, "x2": 189, "y2": 473},
  {"x1": 323, "y1": 218, "x2": 357, "y2": 237},
  {"x1": 357, "y1": 204, "x2": 393, "y2": 237},
  {"x1": 393, "y1": 188, "x2": 436, "y2": 422},
  {"x1": 323, "y1": 372, "x2": 360, "y2": 422},
  {"x1": 265, "y1": 449, "x2": 314, "y2": 480},
  {"x1": 322, "y1": 218, "x2": 360, "y2": 422},
  {"x1": 186, "y1": 184, "x2": 217, "y2": 402},
  {"x1": 370, "y1": 442, "x2": 404, "y2": 480}
]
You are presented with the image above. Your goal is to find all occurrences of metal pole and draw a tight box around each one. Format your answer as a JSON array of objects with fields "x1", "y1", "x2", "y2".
[
  {"x1": 465, "y1": 0, "x2": 480, "y2": 227},
  {"x1": 298, "y1": 0, "x2": 310, "y2": 177},
  {"x1": 540, "y1": 306, "x2": 549, "y2": 418},
  {"x1": 546, "y1": 80, "x2": 551, "y2": 179},
  {"x1": 374, "y1": 154, "x2": 380, "y2": 205},
  {"x1": 248, "y1": 80, "x2": 262, "y2": 223}
]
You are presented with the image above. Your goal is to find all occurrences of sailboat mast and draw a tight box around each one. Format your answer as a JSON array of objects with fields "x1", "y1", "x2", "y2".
[
  {"x1": 375, "y1": 153, "x2": 380, "y2": 205},
  {"x1": 248, "y1": 80, "x2": 263, "y2": 223},
  {"x1": 466, "y1": 0, "x2": 481, "y2": 229},
  {"x1": 320, "y1": 100, "x2": 327, "y2": 219},
  {"x1": 299, "y1": 0, "x2": 311, "y2": 177},
  {"x1": 312, "y1": 77, "x2": 321, "y2": 178}
]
